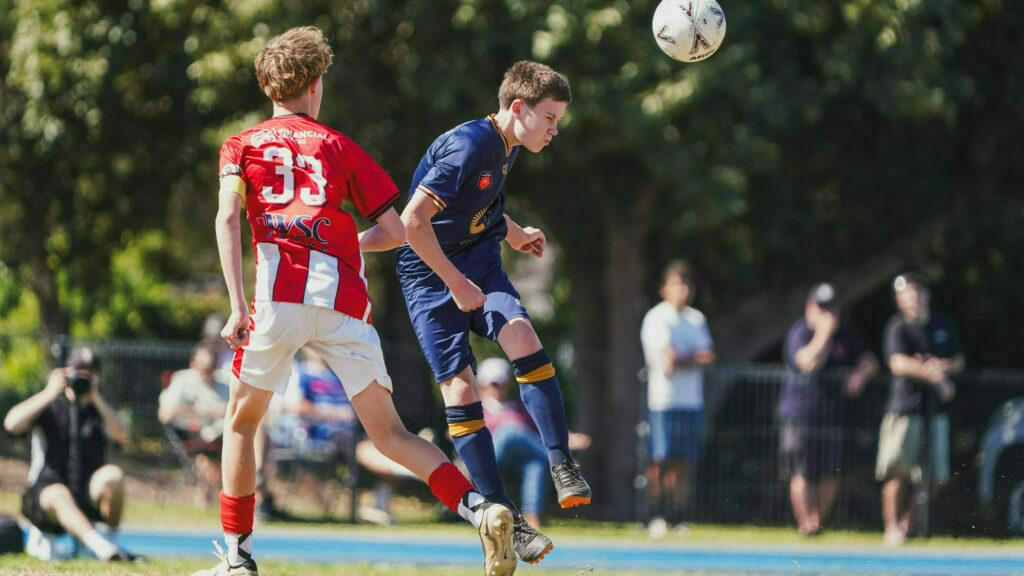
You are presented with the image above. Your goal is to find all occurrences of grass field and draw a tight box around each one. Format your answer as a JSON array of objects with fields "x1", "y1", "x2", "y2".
[{"x1": 2, "y1": 489, "x2": 1021, "y2": 576}]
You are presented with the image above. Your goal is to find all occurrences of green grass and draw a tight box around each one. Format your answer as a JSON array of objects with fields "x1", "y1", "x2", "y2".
[
  {"x1": 0, "y1": 555, "x2": 697, "y2": 576},
  {"x1": 2, "y1": 489, "x2": 1021, "y2": 576}
]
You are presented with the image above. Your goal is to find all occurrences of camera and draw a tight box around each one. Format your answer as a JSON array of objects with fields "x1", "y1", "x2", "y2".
[{"x1": 68, "y1": 374, "x2": 92, "y2": 397}]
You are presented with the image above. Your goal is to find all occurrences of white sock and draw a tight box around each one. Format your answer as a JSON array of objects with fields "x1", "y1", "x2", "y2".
[
  {"x1": 82, "y1": 529, "x2": 118, "y2": 560},
  {"x1": 457, "y1": 490, "x2": 488, "y2": 529},
  {"x1": 374, "y1": 484, "x2": 393, "y2": 512},
  {"x1": 224, "y1": 532, "x2": 252, "y2": 567}
]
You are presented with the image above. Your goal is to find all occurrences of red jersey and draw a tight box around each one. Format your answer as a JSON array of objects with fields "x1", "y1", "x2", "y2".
[{"x1": 219, "y1": 113, "x2": 399, "y2": 323}]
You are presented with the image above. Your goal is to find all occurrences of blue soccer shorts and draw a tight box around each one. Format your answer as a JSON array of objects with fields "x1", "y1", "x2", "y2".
[
  {"x1": 649, "y1": 408, "x2": 704, "y2": 463},
  {"x1": 401, "y1": 262, "x2": 528, "y2": 383}
]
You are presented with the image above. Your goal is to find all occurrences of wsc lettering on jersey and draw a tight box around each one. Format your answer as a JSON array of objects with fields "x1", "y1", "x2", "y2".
[{"x1": 259, "y1": 214, "x2": 331, "y2": 244}]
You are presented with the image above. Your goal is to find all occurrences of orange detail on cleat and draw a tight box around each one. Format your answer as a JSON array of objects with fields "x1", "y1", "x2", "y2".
[
  {"x1": 527, "y1": 543, "x2": 554, "y2": 564},
  {"x1": 559, "y1": 495, "x2": 591, "y2": 509}
]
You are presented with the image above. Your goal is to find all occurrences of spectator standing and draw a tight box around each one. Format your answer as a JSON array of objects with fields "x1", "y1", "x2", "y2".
[
  {"x1": 477, "y1": 357, "x2": 591, "y2": 529},
  {"x1": 877, "y1": 273, "x2": 964, "y2": 545},
  {"x1": 640, "y1": 260, "x2": 715, "y2": 538},
  {"x1": 778, "y1": 283, "x2": 879, "y2": 536},
  {"x1": 159, "y1": 345, "x2": 231, "y2": 506},
  {"x1": 3, "y1": 346, "x2": 137, "y2": 561}
]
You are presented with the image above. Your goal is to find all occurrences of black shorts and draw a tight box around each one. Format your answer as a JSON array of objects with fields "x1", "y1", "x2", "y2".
[
  {"x1": 21, "y1": 477, "x2": 102, "y2": 535},
  {"x1": 778, "y1": 419, "x2": 843, "y2": 482}
]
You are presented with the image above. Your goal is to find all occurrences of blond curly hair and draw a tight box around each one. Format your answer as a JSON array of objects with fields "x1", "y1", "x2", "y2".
[{"x1": 255, "y1": 26, "x2": 334, "y2": 102}]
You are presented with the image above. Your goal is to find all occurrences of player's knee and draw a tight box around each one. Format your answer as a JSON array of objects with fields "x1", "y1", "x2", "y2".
[
  {"x1": 94, "y1": 464, "x2": 125, "y2": 485},
  {"x1": 225, "y1": 403, "x2": 263, "y2": 435}
]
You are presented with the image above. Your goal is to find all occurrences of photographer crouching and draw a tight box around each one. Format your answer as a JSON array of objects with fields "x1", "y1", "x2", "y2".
[{"x1": 3, "y1": 346, "x2": 139, "y2": 561}]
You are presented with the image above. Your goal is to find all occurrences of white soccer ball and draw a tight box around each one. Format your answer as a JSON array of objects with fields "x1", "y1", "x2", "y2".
[{"x1": 652, "y1": 0, "x2": 727, "y2": 63}]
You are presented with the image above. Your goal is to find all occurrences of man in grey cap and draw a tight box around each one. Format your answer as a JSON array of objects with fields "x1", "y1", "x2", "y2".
[
  {"x1": 778, "y1": 283, "x2": 878, "y2": 536},
  {"x1": 3, "y1": 346, "x2": 137, "y2": 561},
  {"x1": 876, "y1": 273, "x2": 964, "y2": 545}
]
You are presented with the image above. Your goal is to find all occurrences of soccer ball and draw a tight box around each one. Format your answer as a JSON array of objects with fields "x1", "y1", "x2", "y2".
[{"x1": 652, "y1": 0, "x2": 727, "y2": 63}]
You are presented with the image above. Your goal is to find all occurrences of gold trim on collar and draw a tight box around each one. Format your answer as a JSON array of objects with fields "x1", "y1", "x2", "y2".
[{"x1": 488, "y1": 114, "x2": 512, "y2": 157}]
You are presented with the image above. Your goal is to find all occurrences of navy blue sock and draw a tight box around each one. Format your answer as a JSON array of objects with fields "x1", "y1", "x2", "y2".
[
  {"x1": 446, "y1": 402, "x2": 518, "y2": 514},
  {"x1": 512, "y1": 350, "x2": 572, "y2": 467}
]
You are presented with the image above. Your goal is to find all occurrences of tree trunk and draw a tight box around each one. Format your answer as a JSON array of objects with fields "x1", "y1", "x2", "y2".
[
  {"x1": 27, "y1": 186, "x2": 66, "y2": 347},
  {"x1": 599, "y1": 203, "x2": 649, "y2": 521}
]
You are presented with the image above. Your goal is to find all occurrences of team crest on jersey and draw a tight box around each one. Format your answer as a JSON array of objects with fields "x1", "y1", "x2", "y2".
[
  {"x1": 250, "y1": 129, "x2": 276, "y2": 147},
  {"x1": 219, "y1": 163, "x2": 242, "y2": 179},
  {"x1": 478, "y1": 171, "x2": 492, "y2": 190}
]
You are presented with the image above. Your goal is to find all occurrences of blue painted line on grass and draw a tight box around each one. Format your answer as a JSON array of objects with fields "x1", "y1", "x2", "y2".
[{"x1": 111, "y1": 530, "x2": 1024, "y2": 574}]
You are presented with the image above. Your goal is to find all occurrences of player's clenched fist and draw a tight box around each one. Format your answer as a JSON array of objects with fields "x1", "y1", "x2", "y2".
[
  {"x1": 221, "y1": 310, "x2": 250, "y2": 350},
  {"x1": 451, "y1": 277, "x2": 487, "y2": 312}
]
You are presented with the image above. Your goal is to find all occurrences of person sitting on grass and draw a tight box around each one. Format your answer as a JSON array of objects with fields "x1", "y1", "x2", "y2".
[{"x1": 3, "y1": 346, "x2": 139, "y2": 562}]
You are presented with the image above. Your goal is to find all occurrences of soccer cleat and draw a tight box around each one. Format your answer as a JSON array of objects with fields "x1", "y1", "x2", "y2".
[
  {"x1": 190, "y1": 541, "x2": 259, "y2": 576},
  {"x1": 476, "y1": 503, "x2": 516, "y2": 576},
  {"x1": 551, "y1": 460, "x2": 592, "y2": 508},
  {"x1": 512, "y1": 515, "x2": 553, "y2": 564}
]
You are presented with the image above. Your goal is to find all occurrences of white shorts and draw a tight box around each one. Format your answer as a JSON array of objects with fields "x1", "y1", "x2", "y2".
[{"x1": 232, "y1": 300, "x2": 393, "y2": 398}]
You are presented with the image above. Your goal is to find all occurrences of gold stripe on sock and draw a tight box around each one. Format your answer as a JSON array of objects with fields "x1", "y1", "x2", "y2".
[
  {"x1": 515, "y1": 363, "x2": 555, "y2": 383},
  {"x1": 449, "y1": 419, "x2": 486, "y2": 437}
]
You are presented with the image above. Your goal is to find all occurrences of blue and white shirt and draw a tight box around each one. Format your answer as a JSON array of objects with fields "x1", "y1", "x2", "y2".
[{"x1": 640, "y1": 302, "x2": 715, "y2": 411}]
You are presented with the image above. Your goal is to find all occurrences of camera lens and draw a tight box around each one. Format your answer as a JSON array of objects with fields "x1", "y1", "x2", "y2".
[{"x1": 70, "y1": 376, "x2": 92, "y2": 396}]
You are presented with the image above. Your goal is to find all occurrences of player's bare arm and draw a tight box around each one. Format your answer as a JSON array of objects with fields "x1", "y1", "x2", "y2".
[
  {"x1": 401, "y1": 192, "x2": 486, "y2": 312},
  {"x1": 214, "y1": 183, "x2": 250, "y2": 350},
  {"x1": 503, "y1": 214, "x2": 545, "y2": 258},
  {"x1": 358, "y1": 207, "x2": 406, "y2": 252}
]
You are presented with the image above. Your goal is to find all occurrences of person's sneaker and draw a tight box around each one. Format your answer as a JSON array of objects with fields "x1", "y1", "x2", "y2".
[
  {"x1": 883, "y1": 528, "x2": 906, "y2": 547},
  {"x1": 190, "y1": 541, "x2": 259, "y2": 576},
  {"x1": 551, "y1": 460, "x2": 591, "y2": 508},
  {"x1": 648, "y1": 516, "x2": 668, "y2": 539},
  {"x1": 476, "y1": 503, "x2": 516, "y2": 576},
  {"x1": 25, "y1": 525, "x2": 56, "y2": 561},
  {"x1": 512, "y1": 515, "x2": 553, "y2": 564},
  {"x1": 107, "y1": 548, "x2": 144, "y2": 563}
]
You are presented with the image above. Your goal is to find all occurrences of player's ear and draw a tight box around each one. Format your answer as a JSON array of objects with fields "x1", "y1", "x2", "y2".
[{"x1": 511, "y1": 99, "x2": 522, "y2": 116}]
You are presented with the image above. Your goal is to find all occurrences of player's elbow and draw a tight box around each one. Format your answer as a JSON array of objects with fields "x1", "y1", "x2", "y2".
[{"x1": 386, "y1": 223, "x2": 407, "y2": 247}]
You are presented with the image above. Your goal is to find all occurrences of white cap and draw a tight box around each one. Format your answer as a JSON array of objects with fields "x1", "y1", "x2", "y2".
[{"x1": 477, "y1": 357, "x2": 512, "y2": 387}]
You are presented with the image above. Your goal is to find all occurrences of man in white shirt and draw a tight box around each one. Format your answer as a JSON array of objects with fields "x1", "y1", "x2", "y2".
[{"x1": 640, "y1": 261, "x2": 715, "y2": 537}]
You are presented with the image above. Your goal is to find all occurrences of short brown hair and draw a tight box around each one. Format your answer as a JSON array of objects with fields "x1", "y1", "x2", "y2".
[
  {"x1": 255, "y1": 26, "x2": 334, "y2": 102},
  {"x1": 498, "y1": 60, "x2": 571, "y2": 110},
  {"x1": 662, "y1": 260, "x2": 695, "y2": 287}
]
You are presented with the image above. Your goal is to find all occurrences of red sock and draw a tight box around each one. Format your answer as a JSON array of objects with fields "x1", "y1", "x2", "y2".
[
  {"x1": 220, "y1": 492, "x2": 255, "y2": 535},
  {"x1": 428, "y1": 463, "x2": 474, "y2": 514}
]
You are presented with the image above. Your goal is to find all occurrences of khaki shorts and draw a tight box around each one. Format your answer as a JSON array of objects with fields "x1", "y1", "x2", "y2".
[
  {"x1": 875, "y1": 412, "x2": 950, "y2": 484},
  {"x1": 232, "y1": 300, "x2": 393, "y2": 398}
]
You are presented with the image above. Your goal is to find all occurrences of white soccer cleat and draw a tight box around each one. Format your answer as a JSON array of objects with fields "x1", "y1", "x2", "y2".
[
  {"x1": 190, "y1": 541, "x2": 259, "y2": 576},
  {"x1": 477, "y1": 503, "x2": 517, "y2": 576}
]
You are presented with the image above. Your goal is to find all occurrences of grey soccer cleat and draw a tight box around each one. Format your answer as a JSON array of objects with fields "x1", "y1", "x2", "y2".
[
  {"x1": 512, "y1": 515, "x2": 553, "y2": 564},
  {"x1": 552, "y1": 460, "x2": 592, "y2": 508}
]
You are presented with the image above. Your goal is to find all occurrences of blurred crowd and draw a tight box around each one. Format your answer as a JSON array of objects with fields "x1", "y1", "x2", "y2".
[{"x1": 640, "y1": 261, "x2": 963, "y2": 545}]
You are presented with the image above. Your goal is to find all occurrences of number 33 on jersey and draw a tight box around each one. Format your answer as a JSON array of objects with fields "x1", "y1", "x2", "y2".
[{"x1": 218, "y1": 113, "x2": 400, "y2": 323}]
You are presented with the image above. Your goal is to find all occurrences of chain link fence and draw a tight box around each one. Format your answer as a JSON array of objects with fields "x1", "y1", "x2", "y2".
[{"x1": 2, "y1": 334, "x2": 1023, "y2": 535}]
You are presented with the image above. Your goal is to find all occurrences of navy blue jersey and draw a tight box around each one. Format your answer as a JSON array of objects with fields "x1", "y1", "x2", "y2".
[
  {"x1": 778, "y1": 319, "x2": 868, "y2": 423},
  {"x1": 397, "y1": 116, "x2": 519, "y2": 281}
]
